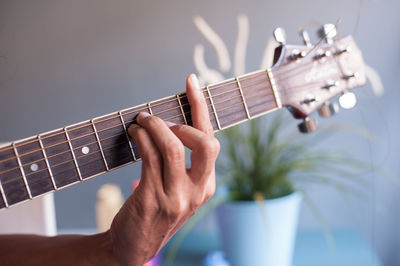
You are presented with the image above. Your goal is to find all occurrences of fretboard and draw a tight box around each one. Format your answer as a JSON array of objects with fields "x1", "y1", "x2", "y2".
[{"x1": 0, "y1": 69, "x2": 279, "y2": 209}]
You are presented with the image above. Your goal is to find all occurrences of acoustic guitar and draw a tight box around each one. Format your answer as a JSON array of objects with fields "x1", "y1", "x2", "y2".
[{"x1": 0, "y1": 27, "x2": 366, "y2": 210}]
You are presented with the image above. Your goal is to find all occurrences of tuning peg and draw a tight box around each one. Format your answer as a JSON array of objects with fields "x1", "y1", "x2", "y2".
[
  {"x1": 317, "y1": 24, "x2": 337, "y2": 44},
  {"x1": 339, "y1": 92, "x2": 357, "y2": 109},
  {"x1": 273, "y1": 27, "x2": 286, "y2": 45},
  {"x1": 298, "y1": 117, "x2": 317, "y2": 133},
  {"x1": 299, "y1": 30, "x2": 312, "y2": 47},
  {"x1": 318, "y1": 101, "x2": 339, "y2": 118}
]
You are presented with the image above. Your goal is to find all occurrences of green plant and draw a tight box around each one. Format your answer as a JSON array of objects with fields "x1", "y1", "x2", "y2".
[
  {"x1": 217, "y1": 111, "x2": 372, "y2": 202},
  {"x1": 164, "y1": 111, "x2": 376, "y2": 265}
]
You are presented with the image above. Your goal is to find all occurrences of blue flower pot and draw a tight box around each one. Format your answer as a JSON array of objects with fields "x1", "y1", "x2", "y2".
[{"x1": 216, "y1": 192, "x2": 302, "y2": 266}]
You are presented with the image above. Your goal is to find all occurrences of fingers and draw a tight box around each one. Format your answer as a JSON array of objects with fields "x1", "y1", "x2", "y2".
[
  {"x1": 186, "y1": 74, "x2": 214, "y2": 136},
  {"x1": 134, "y1": 112, "x2": 186, "y2": 193},
  {"x1": 127, "y1": 124, "x2": 163, "y2": 190},
  {"x1": 170, "y1": 124, "x2": 219, "y2": 181}
]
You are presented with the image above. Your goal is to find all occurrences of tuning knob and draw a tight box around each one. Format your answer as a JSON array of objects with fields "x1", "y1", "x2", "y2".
[
  {"x1": 298, "y1": 117, "x2": 317, "y2": 133},
  {"x1": 299, "y1": 30, "x2": 312, "y2": 47},
  {"x1": 273, "y1": 27, "x2": 287, "y2": 45},
  {"x1": 339, "y1": 92, "x2": 357, "y2": 109},
  {"x1": 317, "y1": 24, "x2": 337, "y2": 44},
  {"x1": 318, "y1": 101, "x2": 339, "y2": 118}
]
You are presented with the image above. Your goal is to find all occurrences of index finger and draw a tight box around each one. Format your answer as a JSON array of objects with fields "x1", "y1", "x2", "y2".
[{"x1": 186, "y1": 74, "x2": 214, "y2": 136}]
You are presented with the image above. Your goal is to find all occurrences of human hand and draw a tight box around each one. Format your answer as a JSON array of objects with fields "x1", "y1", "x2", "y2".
[{"x1": 109, "y1": 74, "x2": 220, "y2": 266}]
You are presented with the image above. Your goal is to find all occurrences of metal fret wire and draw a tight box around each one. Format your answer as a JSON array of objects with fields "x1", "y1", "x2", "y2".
[
  {"x1": 0, "y1": 179, "x2": 8, "y2": 207},
  {"x1": 12, "y1": 143, "x2": 32, "y2": 198},
  {"x1": 64, "y1": 127, "x2": 83, "y2": 181},
  {"x1": 118, "y1": 111, "x2": 137, "y2": 161},
  {"x1": 91, "y1": 120, "x2": 110, "y2": 171},
  {"x1": 38, "y1": 135, "x2": 58, "y2": 190},
  {"x1": 0, "y1": 77, "x2": 272, "y2": 166},
  {"x1": 0, "y1": 89, "x2": 276, "y2": 184}
]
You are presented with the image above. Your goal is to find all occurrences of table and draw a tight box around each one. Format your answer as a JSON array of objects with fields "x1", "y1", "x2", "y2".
[{"x1": 166, "y1": 229, "x2": 383, "y2": 266}]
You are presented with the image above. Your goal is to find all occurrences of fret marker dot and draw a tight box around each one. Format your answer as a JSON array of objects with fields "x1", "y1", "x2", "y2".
[
  {"x1": 30, "y1": 163, "x2": 39, "y2": 172},
  {"x1": 82, "y1": 146, "x2": 90, "y2": 154}
]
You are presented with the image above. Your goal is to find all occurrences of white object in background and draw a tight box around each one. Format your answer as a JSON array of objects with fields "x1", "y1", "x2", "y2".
[
  {"x1": 96, "y1": 184, "x2": 124, "y2": 232},
  {"x1": 0, "y1": 141, "x2": 57, "y2": 236},
  {"x1": 216, "y1": 192, "x2": 302, "y2": 266},
  {"x1": 0, "y1": 193, "x2": 57, "y2": 236}
]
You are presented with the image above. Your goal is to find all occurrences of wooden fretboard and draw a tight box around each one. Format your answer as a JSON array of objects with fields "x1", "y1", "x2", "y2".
[{"x1": 0, "y1": 69, "x2": 279, "y2": 209}]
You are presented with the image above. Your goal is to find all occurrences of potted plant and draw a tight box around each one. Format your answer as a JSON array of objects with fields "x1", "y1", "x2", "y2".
[
  {"x1": 164, "y1": 111, "x2": 371, "y2": 266},
  {"x1": 214, "y1": 111, "x2": 369, "y2": 266}
]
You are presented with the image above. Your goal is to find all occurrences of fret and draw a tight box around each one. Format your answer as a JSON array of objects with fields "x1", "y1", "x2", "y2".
[
  {"x1": 236, "y1": 77, "x2": 251, "y2": 119},
  {"x1": 93, "y1": 114, "x2": 134, "y2": 169},
  {"x1": 12, "y1": 143, "x2": 32, "y2": 199},
  {"x1": 0, "y1": 144, "x2": 29, "y2": 205},
  {"x1": 0, "y1": 179, "x2": 8, "y2": 208},
  {"x1": 149, "y1": 96, "x2": 186, "y2": 125},
  {"x1": 38, "y1": 135, "x2": 57, "y2": 190},
  {"x1": 208, "y1": 80, "x2": 248, "y2": 129},
  {"x1": 119, "y1": 111, "x2": 137, "y2": 161},
  {"x1": 176, "y1": 94, "x2": 188, "y2": 125},
  {"x1": 266, "y1": 68, "x2": 282, "y2": 108},
  {"x1": 121, "y1": 104, "x2": 146, "y2": 160},
  {"x1": 175, "y1": 93, "x2": 193, "y2": 126},
  {"x1": 14, "y1": 137, "x2": 55, "y2": 197},
  {"x1": 90, "y1": 120, "x2": 109, "y2": 171},
  {"x1": 239, "y1": 71, "x2": 278, "y2": 117},
  {"x1": 64, "y1": 127, "x2": 83, "y2": 181},
  {"x1": 67, "y1": 121, "x2": 108, "y2": 178},
  {"x1": 41, "y1": 129, "x2": 80, "y2": 188},
  {"x1": 147, "y1": 102, "x2": 153, "y2": 115},
  {"x1": 206, "y1": 85, "x2": 222, "y2": 130}
]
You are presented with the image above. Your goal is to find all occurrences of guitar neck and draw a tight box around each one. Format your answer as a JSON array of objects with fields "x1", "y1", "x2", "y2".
[{"x1": 0, "y1": 69, "x2": 279, "y2": 209}]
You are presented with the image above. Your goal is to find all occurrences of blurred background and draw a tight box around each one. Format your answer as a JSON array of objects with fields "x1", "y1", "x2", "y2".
[{"x1": 0, "y1": 0, "x2": 399, "y2": 265}]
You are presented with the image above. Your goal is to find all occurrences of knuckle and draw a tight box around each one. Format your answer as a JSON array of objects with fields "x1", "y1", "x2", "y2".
[
  {"x1": 145, "y1": 115, "x2": 163, "y2": 127},
  {"x1": 163, "y1": 199, "x2": 186, "y2": 220},
  {"x1": 165, "y1": 141, "x2": 184, "y2": 160},
  {"x1": 199, "y1": 137, "x2": 220, "y2": 156}
]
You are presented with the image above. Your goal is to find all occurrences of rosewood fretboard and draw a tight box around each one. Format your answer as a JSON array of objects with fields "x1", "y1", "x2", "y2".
[{"x1": 0, "y1": 69, "x2": 279, "y2": 209}]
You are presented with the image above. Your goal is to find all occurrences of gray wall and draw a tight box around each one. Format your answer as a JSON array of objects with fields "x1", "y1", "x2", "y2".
[{"x1": 0, "y1": 0, "x2": 399, "y2": 265}]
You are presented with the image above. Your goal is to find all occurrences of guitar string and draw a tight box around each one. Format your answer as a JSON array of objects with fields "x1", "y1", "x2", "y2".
[
  {"x1": 0, "y1": 78, "x2": 273, "y2": 164},
  {"x1": 0, "y1": 93, "x2": 271, "y2": 186},
  {"x1": 0, "y1": 85, "x2": 276, "y2": 178},
  {"x1": 0, "y1": 36, "x2": 346, "y2": 155}
]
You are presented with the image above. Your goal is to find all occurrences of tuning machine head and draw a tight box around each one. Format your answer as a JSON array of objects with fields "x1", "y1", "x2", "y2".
[
  {"x1": 273, "y1": 27, "x2": 287, "y2": 45},
  {"x1": 318, "y1": 101, "x2": 339, "y2": 118},
  {"x1": 317, "y1": 24, "x2": 337, "y2": 44},
  {"x1": 298, "y1": 117, "x2": 317, "y2": 133},
  {"x1": 339, "y1": 92, "x2": 357, "y2": 109}
]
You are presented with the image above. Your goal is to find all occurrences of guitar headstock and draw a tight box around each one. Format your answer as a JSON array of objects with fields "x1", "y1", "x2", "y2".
[{"x1": 271, "y1": 26, "x2": 366, "y2": 133}]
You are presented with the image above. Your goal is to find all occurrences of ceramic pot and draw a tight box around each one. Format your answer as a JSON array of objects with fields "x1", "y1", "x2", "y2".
[{"x1": 216, "y1": 192, "x2": 302, "y2": 266}]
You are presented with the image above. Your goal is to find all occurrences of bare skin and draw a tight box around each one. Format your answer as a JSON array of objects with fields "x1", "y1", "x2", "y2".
[{"x1": 0, "y1": 74, "x2": 220, "y2": 266}]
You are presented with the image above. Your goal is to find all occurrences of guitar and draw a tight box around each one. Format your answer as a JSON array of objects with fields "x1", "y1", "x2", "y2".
[{"x1": 0, "y1": 29, "x2": 366, "y2": 210}]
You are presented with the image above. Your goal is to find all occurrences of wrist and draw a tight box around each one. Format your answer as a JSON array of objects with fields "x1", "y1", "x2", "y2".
[{"x1": 84, "y1": 230, "x2": 119, "y2": 266}]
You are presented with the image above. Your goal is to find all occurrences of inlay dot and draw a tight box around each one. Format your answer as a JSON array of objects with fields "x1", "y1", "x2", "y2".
[
  {"x1": 30, "y1": 163, "x2": 39, "y2": 172},
  {"x1": 82, "y1": 146, "x2": 90, "y2": 155}
]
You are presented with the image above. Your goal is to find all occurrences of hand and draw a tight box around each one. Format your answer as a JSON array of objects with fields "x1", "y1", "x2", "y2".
[{"x1": 109, "y1": 74, "x2": 220, "y2": 265}]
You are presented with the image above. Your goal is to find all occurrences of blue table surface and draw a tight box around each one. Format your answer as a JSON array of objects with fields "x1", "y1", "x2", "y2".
[{"x1": 164, "y1": 229, "x2": 383, "y2": 266}]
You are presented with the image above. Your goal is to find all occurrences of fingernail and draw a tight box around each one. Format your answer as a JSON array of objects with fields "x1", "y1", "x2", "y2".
[
  {"x1": 165, "y1": 121, "x2": 176, "y2": 127},
  {"x1": 137, "y1": 112, "x2": 150, "y2": 122},
  {"x1": 190, "y1": 74, "x2": 200, "y2": 90}
]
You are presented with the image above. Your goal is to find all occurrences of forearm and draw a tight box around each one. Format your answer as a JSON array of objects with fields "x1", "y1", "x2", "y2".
[{"x1": 0, "y1": 231, "x2": 118, "y2": 266}]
